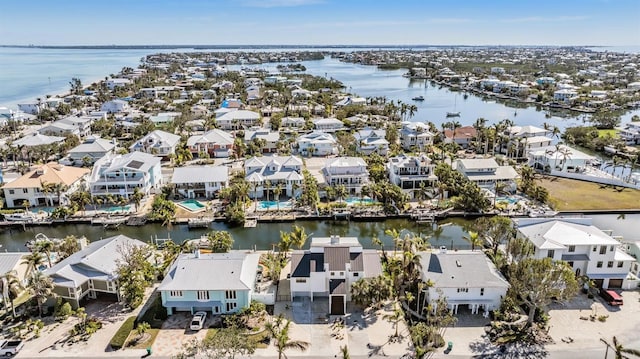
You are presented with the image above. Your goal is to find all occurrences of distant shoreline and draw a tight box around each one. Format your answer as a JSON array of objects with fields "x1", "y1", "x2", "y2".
[{"x1": 0, "y1": 44, "x2": 600, "y2": 50}]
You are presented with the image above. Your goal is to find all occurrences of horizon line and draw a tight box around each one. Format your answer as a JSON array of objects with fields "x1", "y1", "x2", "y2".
[{"x1": 1, "y1": 44, "x2": 623, "y2": 49}]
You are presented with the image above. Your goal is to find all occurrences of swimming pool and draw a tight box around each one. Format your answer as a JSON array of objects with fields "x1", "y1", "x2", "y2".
[
  {"x1": 257, "y1": 201, "x2": 292, "y2": 210},
  {"x1": 496, "y1": 197, "x2": 518, "y2": 205},
  {"x1": 105, "y1": 205, "x2": 131, "y2": 212},
  {"x1": 345, "y1": 197, "x2": 378, "y2": 206},
  {"x1": 178, "y1": 199, "x2": 207, "y2": 212}
]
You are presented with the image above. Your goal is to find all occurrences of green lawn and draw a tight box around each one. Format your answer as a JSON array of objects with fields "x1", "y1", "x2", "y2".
[
  {"x1": 540, "y1": 177, "x2": 640, "y2": 211},
  {"x1": 598, "y1": 129, "x2": 618, "y2": 138},
  {"x1": 127, "y1": 328, "x2": 160, "y2": 349},
  {"x1": 206, "y1": 328, "x2": 269, "y2": 349}
]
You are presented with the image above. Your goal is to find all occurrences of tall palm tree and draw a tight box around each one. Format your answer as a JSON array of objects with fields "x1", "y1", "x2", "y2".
[
  {"x1": 0, "y1": 272, "x2": 22, "y2": 318},
  {"x1": 35, "y1": 240, "x2": 55, "y2": 268},
  {"x1": 266, "y1": 315, "x2": 310, "y2": 359},
  {"x1": 463, "y1": 231, "x2": 482, "y2": 251},
  {"x1": 22, "y1": 252, "x2": 45, "y2": 274},
  {"x1": 600, "y1": 336, "x2": 640, "y2": 359},
  {"x1": 382, "y1": 305, "x2": 405, "y2": 338},
  {"x1": 289, "y1": 225, "x2": 308, "y2": 249},
  {"x1": 28, "y1": 271, "x2": 54, "y2": 317},
  {"x1": 274, "y1": 184, "x2": 282, "y2": 211}
]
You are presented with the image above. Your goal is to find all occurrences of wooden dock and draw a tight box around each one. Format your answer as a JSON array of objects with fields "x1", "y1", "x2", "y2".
[
  {"x1": 126, "y1": 216, "x2": 147, "y2": 226},
  {"x1": 188, "y1": 217, "x2": 213, "y2": 228},
  {"x1": 244, "y1": 217, "x2": 258, "y2": 228}
]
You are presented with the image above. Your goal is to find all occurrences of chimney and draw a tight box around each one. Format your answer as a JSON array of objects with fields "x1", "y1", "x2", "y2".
[{"x1": 439, "y1": 246, "x2": 447, "y2": 254}]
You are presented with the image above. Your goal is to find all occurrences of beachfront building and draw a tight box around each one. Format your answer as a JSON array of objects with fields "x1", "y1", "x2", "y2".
[
  {"x1": 2, "y1": 162, "x2": 89, "y2": 208},
  {"x1": 418, "y1": 249, "x2": 510, "y2": 315},
  {"x1": 187, "y1": 129, "x2": 235, "y2": 158},
  {"x1": 172, "y1": 165, "x2": 229, "y2": 199},
  {"x1": 296, "y1": 131, "x2": 339, "y2": 157},
  {"x1": 12, "y1": 133, "x2": 65, "y2": 149},
  {"x1": 159, "y1": 250, "x2": 262, "y2": 315},
  {"x1": 515, "y1": 218, "x2": 636, "y2": 289},
  {"x1": 290, "y1": 236, "x2": 382, "y2": 315},
  {"x1": 106, "y1": 78, "x2": 131, "y2": 90},
  {"x1": 455, "y1": 158, "x2": 518, "y2": 191},
  {"x1": 130, "y1": 130, "x2": 181, "y2": 158},
  {"x1": 354, "y1": 128, "x2": 389, "y2": 155},
  {"x1": 68, "y1": 136, "x2": 116, "y2": 166},
  {"x1": 388, "y1": 154, "x2": 438, "y2": 198},
  {"x1": 244, "y1": 129, "x2": 279, "y2": 154},
  {"x1": 322, "y1": 157, "x2": 370, "y2": 195},
  {"x1": 215, "y1": 110, "x2": 260, "y2": 130},
  {"x1": 89, "y1": 152, "x2": 162, "y2": 198},
  {"x1": 245, "y1": 155, "x2": 303, "y2": 199},
  {"x1": 100, "y1": 99, "x2": 129, "y2": 113},
  {"x1": 400, "y1": 122, "x2": 435, "y2": 151},
  {"x1": 44, "y1": 235, "x2": 148, "y2": 308},
  {"x1": 313, "y1": 118, "x2": 345, "y2": 133},
  {"x1": 553, "y1": 89, "x2": 578, "y2": 103}
]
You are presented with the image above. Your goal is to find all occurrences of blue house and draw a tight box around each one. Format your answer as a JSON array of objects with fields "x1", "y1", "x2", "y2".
[{"x1": 159, "y1": 250, "x2": 262, "y2": 315}]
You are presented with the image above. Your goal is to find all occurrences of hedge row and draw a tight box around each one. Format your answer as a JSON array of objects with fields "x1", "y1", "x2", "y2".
[{"x1": 110, "y1": 316, "x2": 136, "y2": 350}]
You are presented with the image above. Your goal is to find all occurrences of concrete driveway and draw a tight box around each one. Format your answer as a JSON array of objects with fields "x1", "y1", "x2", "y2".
[{"x1": 150, "y1": 313, "x2": 210, "y2": 357}]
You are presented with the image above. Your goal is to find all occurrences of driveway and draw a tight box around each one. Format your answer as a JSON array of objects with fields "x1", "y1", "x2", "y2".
[{"x1": 150, "y1": 313, "x2": 210, "y2": 357}]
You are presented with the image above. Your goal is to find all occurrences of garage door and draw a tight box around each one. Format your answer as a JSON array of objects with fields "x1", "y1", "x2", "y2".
[
  {"x1": 330, "y1": 296, "x2": 344, "y2": 315},
  {"x1": 593, "y1": 279, "x2": 604, "y2": 289},
  {"x1": 608, "y1": 279, "x2": 623, "y2": 289}
]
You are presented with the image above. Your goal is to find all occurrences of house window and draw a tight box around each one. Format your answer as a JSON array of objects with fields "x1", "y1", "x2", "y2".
[
  {"x1": 480, "y1": 288, "x2": 485, "y2": 296},
  {"x1": 8, "y1": 190, "x2": 14, "y2": 195},
  {"x1": 339, "y1": 272, "x2": 344, "y2": 276},
  {"x1": 568, "y1": 246, "x2": 575, "y2": 253},
  {"x1": 457, "y1": 288, "x2": 468, "y2": 293},
  {"x1": 353, "y1": 272, "x2": 359, "y2": 277},
  {"x1": 610, "y1": 246, "x2": 615, "y2": 252},
  {"x1": 169, "y1": 291, "x2": 183, "y2": 297},
  {"x1": 592, "y1": 246, "x2": 597, "y2": 252},
  {"x1": 596, "y1": 261, "x2": 603, "y2": 268},
  {"x1": 22, "y1": 189, "x2": 28, "y2": 193},
  {"x1": 295, "y1": 279, "x2": 306, "y2": 283},
  {"x1": 567, "y1": 261, "x2": 574, "y2": 268},
  {"x1": 331, "y1": 272, "x2": 335, "y2": 276},
  {"x1": 226, "y1": 302, "x2": 237, "y2": 312},
  {"x1": 617, "y1": 261, "x2": 624, "y2": 268},
  {"x1": 607, "y1": 261, "x2": 614, "y2": 268},
  {"x1": 197, "y1": 291, "x2": 210, "y2": 300},
  {"x1": 213, "y1": 306, "x2": 219, "y2": 313},
  {"x1": 225, "y1": 290, "x2": 237, "y2": 300},
  {"x1": 600, "y1": 246, "x2": 607, "y2": 255},
  {"x1": 547, "y1": 250, "x2": 555, "y2": 258}
]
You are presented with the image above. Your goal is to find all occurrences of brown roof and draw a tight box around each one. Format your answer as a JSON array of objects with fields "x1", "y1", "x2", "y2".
[
  {"x1": 3, "y1": 162, "x2": 90, "y2": 189},
  {"x1": 325, "y1": 247, "x2": 350, "y2": 271},
  {"x1": 444, "y1": 126, "x2": 477, "y2": 140},
  {"x1": 350, "y1": 252, "x2": 364, "y2": 271}
]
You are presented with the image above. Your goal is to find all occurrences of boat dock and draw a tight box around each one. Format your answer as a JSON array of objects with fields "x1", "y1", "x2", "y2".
[
  {"x1": 187, "y1": 217, "x2": 214, "y2": 228},
  {"x1": 244, "y1": 217, "x2": 258, "y2": 228},
  {"x1": 127, "y1": 215, "x2": 147, "y2": 226}
]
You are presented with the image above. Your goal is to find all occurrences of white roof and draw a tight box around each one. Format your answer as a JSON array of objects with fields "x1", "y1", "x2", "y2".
[
  {"x1": 171, "y1": 166, "x2": 228, "y2": 184},
  {"x1": 531, "y1": 145, "x2": 595, "y2": 161},
  {"x1": 217, "y1": 109, "x2": 260, "y2": 121},
  {"x1": 69, "y1": 137, "x2": 116, "y2": 153},
  {"x1": 419, "y1": 250, "x2": 510, "y2": 289},
  {"x1": 187, "y1": 129, "x2": 234, "y2": 146},
  {"x1": 518, "y1": 220, "x2": 619, "y2": 250},
  {"x1": 13, "y1": 133, "x2": 65, "y2": 147}
]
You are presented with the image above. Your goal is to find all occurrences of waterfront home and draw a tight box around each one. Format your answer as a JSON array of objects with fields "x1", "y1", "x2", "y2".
[
  {"x1": 13, "y1": 133, "x2": 65, "y2": 148},
  {"x1": 418, "y1": 248, "x2": 510, "y2": 315},
  {"x1": 388, "y1": 154, "x2": 438, "y2": 198},
  {"x1": 38, "y1": 121, "x2": 80, "y2": 138},
  {"x1": 172, "y1": 165, "x2": 228, "y2": 199},
  {"x1": 0, "y1": 253, "x2": 31, "y2": 288},
  {"x1": 105, "y1": 78, "x2": 131, "y2": 90},
  {"x1": 322, "y1": 157, "x2": 370, "y2": 195},
  {"x1": 503, "y1": 125, "x2": 553, "y2": 158},
  {"x1": 354, "y1": 128, "x2": 389, "y2": 155},
  {"x1": 44, "y1": 235, "x2": 148, "y2": 308},
  {"x1": 536, "y1": 77, "x2": 556, "y2": 86},
  {"x1": 553, "y1": 89, "x2": 578, "y2": 103},
  {"x1": 281, "y1": 116, "x2": 306, "y2": 130},
  {"x1": 296, "y1": 131, "x2": 339, "y2": 157},
  {"x1": 515, "y1": 218, "x2": 637, "y2": 289},
  {"x1": 130, "y1": 130, "x2": 181, "y2": 158},
  {"x1": 616, "y1": 122, "x2": 640, "y2": 145},
  {"x1": 2, "y1": 162, "x2": 89, "y2": 208},
  {"x1": 444, "y1": 126, "x2": 477, "y2": 149},
  {"x1": 216, "y1": 110, "x2": 260, "y2": 130},
  {"x1": 527, "y1": 144, "x2": 595, "y2": 173},
  {"x1": 100, "y1": 99, "x2": 129, "y2": 114},
  {"x1": 455, "y1": 158, "x2": 518, "y2": 191},
  {"x1": 187, "y1": 129, "x2": 235, "y2": 158},
  {"x1": 244, "y1": 129, "x2": 279, "y2": 154},
  {"x1": 68, "y1": 136, "x2": 116, "y2": 165},
  {"x1": 89, "y1": 152, "x2": 162, "y2": 198},
  {"x1": 245, "y1": 155, "x2": 303, "y2": 199},
  {"x1": 335, "y1": 96, "x2": 366, "y2": 107},
  {"x1": 17, "y1": 102, "x2": 41, "y2": 115},
  {"x1": 623, "y1": 240, "x2": 640, "y2": 281},
  {"x1": 399, "y1": 122, "x2": 434, "y2": 151},
  {"x1": 290, "y1": 236, "x2": 382, "y2": 315},
  {"x1": 313, "y1": 117, "x2": 345, "y2": 133},
  {"x1": 159, "y1": 250, "x2": 263, "y2": 315}
]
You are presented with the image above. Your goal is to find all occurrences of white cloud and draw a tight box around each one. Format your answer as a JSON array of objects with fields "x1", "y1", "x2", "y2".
[
  {"x1": 239, "y1": 0, "x2": 324, "y2": 8},
  {"x1": 425, "y1": 18, "x2": 473, "y2": 24},
  {"x1": 501, "y1": 15, "x2": 589, "y2": 23}
]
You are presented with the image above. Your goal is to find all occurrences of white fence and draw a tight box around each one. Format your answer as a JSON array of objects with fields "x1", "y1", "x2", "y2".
[{"x1": 549, "y1": 170, "x2": 640, "y2": 189}]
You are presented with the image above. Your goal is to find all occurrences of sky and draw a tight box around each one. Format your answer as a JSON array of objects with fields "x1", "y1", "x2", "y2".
[{"x1": 1, "y1": 0, "x2": 639, "y2": 46}]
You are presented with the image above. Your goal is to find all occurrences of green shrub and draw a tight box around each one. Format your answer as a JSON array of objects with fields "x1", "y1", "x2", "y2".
[
  {"x1": 137, "y1": 296, "x2": 166, "y2": 328},
  {"x1": 53, "y1": 298, "x2": 74, "y2": 321},
  {"x1": 110, "y1": 316, "x2": 136, "y2": 350}
]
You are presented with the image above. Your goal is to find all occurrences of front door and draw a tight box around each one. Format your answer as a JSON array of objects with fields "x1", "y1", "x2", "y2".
[{"x1": 330, "y1": 295, "x2": 345, "y2": 315}]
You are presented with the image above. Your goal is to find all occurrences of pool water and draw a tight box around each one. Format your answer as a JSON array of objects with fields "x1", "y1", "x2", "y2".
[
  {"x1": 178, "y1": 200, "x2": 206, "y2": 212},
  {"x1": 496, "y1": 197, "x2": 518, "y2": 204},
  {"x1": 105, "y1": 205, "x2": 131, "y2": 212},
  {"x1": 257, "y1": 201, "x2": 292, "y2": 210},
  {"x1": 345, "y1": 197, "x2": 378, "y2": 206}
]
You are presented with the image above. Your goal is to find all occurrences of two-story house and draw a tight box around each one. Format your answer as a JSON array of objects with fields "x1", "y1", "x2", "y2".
[
  {"x1": 297, "y1": 131, "x2": 339, "y2": 157},
  {"x1": 399, "y1": 122, "x2": 434, "y2": 151},
  {"x1": 515, "y1": 218, "x2": 636, "y2": 289},
  {"x1": 502, "y1": 125, "x2": 552, "y2": 158},
  {"x1": 244, "y1": 129, "x2": 280, "y2": 154},
  {"x1": 455, "y1": 158, "x2": 518, "y2": 191},
  {"x1": 444, "y1": 126, "x2": 477, "y2": 149},
  {"x1": 245, "y1": 156, "x2": 303, "y2": 199},
  {"x1": 322, "y1": 157, "x2": 369, "y2": 195},
  {"x1": 159, "y1": 250, "x2": 262, "y2": 315},
  {"x1": 172, "y1": 166, "x2": 229, "y2": 199},
  {"x1": 130, "y1": 130, "x2": 181, "y2": 158},
  {"x1": 290, "y1": 236, "x2": 382, "y2": 315},
  {"x1": 354, "y1": 128, "x2": 389, "y2": 155},
  {"x1": 89, "y1": 152, "x2": 162, "y2": 198},
  {"x1": 388, "y1": 154, "x2": 438, "y2": 198},
  {"x1": 68, "y1": 136, "x2": 116, "y2": 166},
  {"x1": 313, "y1": 118, "x2": 345, "y2": 133},
  {"x1": 527, "y1": 144, "x2": 596, "y2": 173},
  {"x1": 187, "y1": 129, "x2": 235, "y2": 158},
  {"x1": 215, "y1": 110, "x2": 260, "y2": 130}
]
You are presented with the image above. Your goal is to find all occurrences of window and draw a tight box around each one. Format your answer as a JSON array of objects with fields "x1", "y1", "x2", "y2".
[
  {"x1": 225, "y1": 290, "x2": 236, "y2": 300},
  {"x1": 547, "y1": 250, "x2": 555, "y2": 258},
  {"x1": 567, "y1": 261, "x2": 574, "y2": 268},
  {"x1": 331, "y1": 272, "x2": 335, "y2": 276},
  {"x1": 617, "y1": 262, "x2": 624, "y2": 268},
  {"x1": 456, "y1": 288, "x2": 468, "y2": 293},
  {"x1": 480, "y1": 288, "x2": 485, "y2": 296},
  {"x1": 610, "y1": 246, "x2": 615, "y2": 252},
  {"x1": 353, "y1": 272, "x2": 359, "y2": 277},
  {"x1": 600, "y1": 246, "x2": 607, "y2": 255},
  {"x1": 597, "y1": 261, "x2": 603, "y2": 268},
  {"x1": 197, "y1": 291, "x2": 210, "y2": 300},
  {"x1": 339, "y1": 272, "x2": 344, "y2": 276},
  {"x1": 568, "y1": 245, "x2": 575, "y2": 253},
  {"x1": 213, "y1": 306, "x2": 219, "y2": 313},
  {"x1": 169, "y1": 291, "x2": 183, "y2": 297},
  {"x1": 226, "y1": 302, "x2": 237, "y2": 312},
  {"x1": 295, "y1": 279, "x2": 306, "y2": 283},
  {"x1": 607, "y1": 261, "x2": 614, "y2": 268},
  {"x1": 8, "y1": 190, "x2": 14, "y2": 195},
  {"x1": 592, "y1": 246, "x2": 597, "y2": 252},
  {"x1": 22, "y1": 189, "x2": 28, "y2": 193}
]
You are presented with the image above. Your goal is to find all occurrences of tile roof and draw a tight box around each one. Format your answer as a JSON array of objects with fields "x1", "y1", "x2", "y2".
[{"x1": 3, "y1": 162, "x2": 89, "y2": 189}]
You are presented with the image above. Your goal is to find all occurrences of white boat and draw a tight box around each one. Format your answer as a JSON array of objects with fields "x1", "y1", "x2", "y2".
[
  {"x1": 4, "y1": 212, "x2": 36, "y2": 222},
  {"x1": 412, "y1": 96, "x2": 425, "y2": 101},
  {"x1": 446, "y1": 112, "x2": 461, "y2": 117}
]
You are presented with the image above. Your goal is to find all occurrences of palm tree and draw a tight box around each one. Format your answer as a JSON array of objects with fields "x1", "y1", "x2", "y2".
[
  {"x1": 382, "y1": 305, "x2": 405, "y2": 338},
  {"x1": 339, "y1": 345, "x2": 350, "y2": 359},
  {"x1": 266, "y1": 315, "x2": 310, "y2": 359},
  {"x1": 274, "y1": 184, "x2": 282, "y2": 211},
  {"x1": 53, "y1": 183, "x2": 68, "y2": 206},
  {"x1": 35, "y1": 240, "x2": 55, "y2": 268},
  {"x1": 463, "y1": 231, "x2": 482, "y2": 251},
  {"x1": 22, "y1": 252, "x2": 45, "y2": 274},
  {"x1": 0, "y1": 272, "x2": 22, "y2": 318},
  {"x1": 131, "y1": 187, "x2": 144, "y2": 212},
  {"x1": 600, "y1": 336, "x2": 640, "y2": 359},
  {"x1": 28, "y1": 271, "x2": 54, "y2": 317},
  {"x1": 289, "y1": 225, "x2": 308, "y2": 249}
]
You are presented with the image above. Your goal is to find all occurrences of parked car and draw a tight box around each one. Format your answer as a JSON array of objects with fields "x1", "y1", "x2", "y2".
[
  {"x1": 600, "y1": 289, "x2": 623, "y2": 306},
  {"x1": 0, "y1": 339, "x2": 24, "y2": 357},
  {"x1": 190, "y1": 311, "x2": 207, "y2": 331}
]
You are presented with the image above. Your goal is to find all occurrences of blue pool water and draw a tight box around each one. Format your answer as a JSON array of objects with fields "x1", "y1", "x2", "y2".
[
  {"x1": 257, "y1": 201, "x2": 292, "y2": 210},
  {"x1": 105, "y1": 205, "x2": 132, "y2": 212},
  {"x1": 496, "y1": 197, "x2": 518, "y2": 204},
  {"x1": 179, "y1": 200, "x2": 206, "y2": 212},
  {"x1": 345, "y1": 197, "x2": 378, "y2": 206}
]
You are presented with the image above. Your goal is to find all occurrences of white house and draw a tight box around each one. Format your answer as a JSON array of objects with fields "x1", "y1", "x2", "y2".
[
  {"x1": 553, "y1": 89, "x2": 578, "y2": 103},
  {"x1": 527, "y1": 144, "x2": 596, "y2": 173},
  {"x1": 455, "y1": 158, "x2": 518, "y2": 191},
  {"x1": 281, "y1": 117, "x2": 306, "y2": 130},
  {"x1": 296, "y1": 131, "x2": 339, "y2": 157},
  {"x1": 13, "y1": 133, "x2": 65, "y2": 148},
  {"x1": 503, "y1": 125, "x2": 552, "y2": 158},
  {"x1": 399, "y1": 122, "x2": 434, "y2": 151},
  {"x1": 106, "y1": 78, "x2": 131, "y2": 90},
  {"x1": 322, "y1": 157, "x2": 370, "y2": 195},
  {"x1": 130, "y1": 130, "x2": 181, "y2": 158},
  {"x1": 100, "y1": 99, "x2": 129, "y2": 113},
  {"x1": 388, "y1": 154, "x2": 438, "y2": 198},
  {"x1": 172, "y1": 166, "x2": 229, "y2": 199},
  {"x1": 244, "y1": 129, "x2": 279, "y2": 154},
  {"x1": 89, "y1": 152, "x2": 162, "y2": 198},
  {"x1": 313, "y1": 118, "x2": 345, "y2": 133},
  {"x1": 216, "y1": 110, "x2": 260, "y2": 130},
  {"x1": 616, "y1": 122, "x2": 640, "y2": 145},
  {"x1": 515, "y1": 218, "x2": 636, "y2": 289},
  {"x1": 68, "y1": 136, "x2": 116, "y2": 165},
  {"x1": 245, "y1": 155, "x2": 303, "y2": 199},
  {"x1": 418, "y1": 249, "x2": 510, "y2": 315},
  {"x1": 354, "y1": 128, "x2": 389, "y2": 155},
  {"x1": 290, "y1": 236, "x2": 382, "y2": 315},
  {"x1": 187, "y1": 129, "x2": 235, "y2": 158}
]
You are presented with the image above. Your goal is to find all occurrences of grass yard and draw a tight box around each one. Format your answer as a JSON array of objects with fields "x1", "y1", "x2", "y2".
[
  {"x1": 540, "y1": 177, "x2": 640, "y2": 211},
  {"x1": 206, "y1": 328, "x2": 270, "y2": 349},
  {"x1": 598, "y1": 129, "x2": 618, "y2": 138},
  {"x1": 127, "y1": 328, "x2": 160, "y2": 349}
]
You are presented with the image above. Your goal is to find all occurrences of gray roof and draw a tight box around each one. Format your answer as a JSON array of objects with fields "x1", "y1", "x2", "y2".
[
  {"x1": 0, "y1": 253, "x2": 25, "y2": 275},
  {"x1": 290, "y1": 252, "x2": 324, "y2": 277},
  {"x1": 13, "y1": 133, "x2": 65, "y2": 147},
  {"x1": 330, "y1": 279, "x2": 346, "y2": 295},
  {"x1": 325, "y1": 247, "x2": 350, "y2": 271},
  {"x1": 419, "y1": 251, "x2": 510, "y2": 289},
  {"x1": 290, "y1": 248, "x2": 381, "y2": 278},
  {"x1": 69, "y1": 137, "x2": 116, "y2": 154},
  {"x1": 159, "y1": 251, "x2": 261, "y2": 291},
  {"x1": 187, "y1": 129, "x2": 234, "y2": 146},
  {"x1": 44, "y1": 235, "x2": 147, "y2": 288},
  {"x1": 361, "y1": 251, "x2": 382, "y2": 278},
  {"x1": 171, "y1": 166, "x2": 228, "y2": 184}
]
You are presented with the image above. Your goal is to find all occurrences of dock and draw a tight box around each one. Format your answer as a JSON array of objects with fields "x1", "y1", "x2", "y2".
[
  {"x1": 332, "y1": 209, "x2": 351, "y2": 220},
  {"x1": 126, "y1": 215, "x2": 147, "y2": 226},
  {"x1": 188, "y1": 217, "x2": 213, "y2": 229},
  {"x1": 91, "y1": 216, "x2": 128, "y2": 227},
  {"x1": 244, "y1": 217, "x2": 258, "y2": 228}
]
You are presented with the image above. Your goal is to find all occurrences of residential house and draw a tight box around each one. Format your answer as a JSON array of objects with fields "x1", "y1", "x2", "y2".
[
  {"x1": 503, "y1": 125, "x2": 552, "y2": 158},
  {"x1": 44, "y1": 235, "x2": 148, "y2": 308},
  {"x1": 159, "y1": 250, "x2": 262, "y2": 315},
  {"x1": 89, "y1": 152, "x2": 162, "y2": 198},
  {"x1": 296, "y1": 131, "x2": 338, "y2": 157},
  {"x1": 0, "y1": 253, "x2": 31, "y2": 288},
  {"x1": 455, "y1": 158, "x2": 518, "y2": 191},
  {"x1": 399, "y1": 122, "x2": 434, "y2": 151},
  {"x1": 290, "y1": 236, "x2": 382, "y2": 315},
  {"x1": 388, "y1": 154, "x2": 438, "y2": 198},
  {"x1": 313, "y1": 118, "x2": 345, "y2": 133},
  {"x1": 13, "y1": 133, "x2": 65, "y2": 148},
  {"x1": 149, "y1": 112, "x2": 180, "y2": 126},
  {"x1": 322, "y1": 157, "x2": 370, "y2": 195},
  {"x1": 418, "y1": 249, "x2": 510, "y2": 315},
  {"x1": 106, "y1": 78, "x2": 131, "y2": 90},
  {"x1": 216, "y1": 110, "x2": 260, "y2": 130},
  {"x1": 68, "y1": 136, "x2": 116, "y2": 165},
  {"x1": 244, "y1": 129, "x2": 279, "y2": 154},
  {"x1": 245, "y1": 155, "x2": 303, "y2": 199},
  {"x1": 100, "y1": 100, "x2": 129, "y2": 114},
  {"x1": 515, "y1": 218, "x2": 636, "y2": 289},
  {"x1": 553, "y1": 89, "x2": 578, "y2": 103},
  {"x1": 444, "y1": 126, "x2": 477, "y2": 149},
  {"x1": 38, "y1": 121, "x2": 80, "y2": 138},
  {"x1": 130, "y1": 130, "x2": 181, "y2": 158},
  {"x1": 172, "y1": 166, "x2": 229, "y2": 199},
  {"x1": 528, "y1": 144, "x2": 596, "y2": 173},
  {"x1": 617, "y1": 122, "x2": 640, "y2": 145},
  {"x1": 187, "y1": 129, "x2": 235, "y2": 158},
  {"x1": 281, "y1": 117, "x2": 306, "y2": 130},
  {"x1": 2, "y1": 162, "x2": 89, "y2": 208},
  {"x1": 354, "y1": 128, "x2": 389, "y2": 155}
]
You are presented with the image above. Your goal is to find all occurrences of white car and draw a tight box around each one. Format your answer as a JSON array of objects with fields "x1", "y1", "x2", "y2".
[{"x1": 190, "y1": 311, "x2": 207, "y2": 331}]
